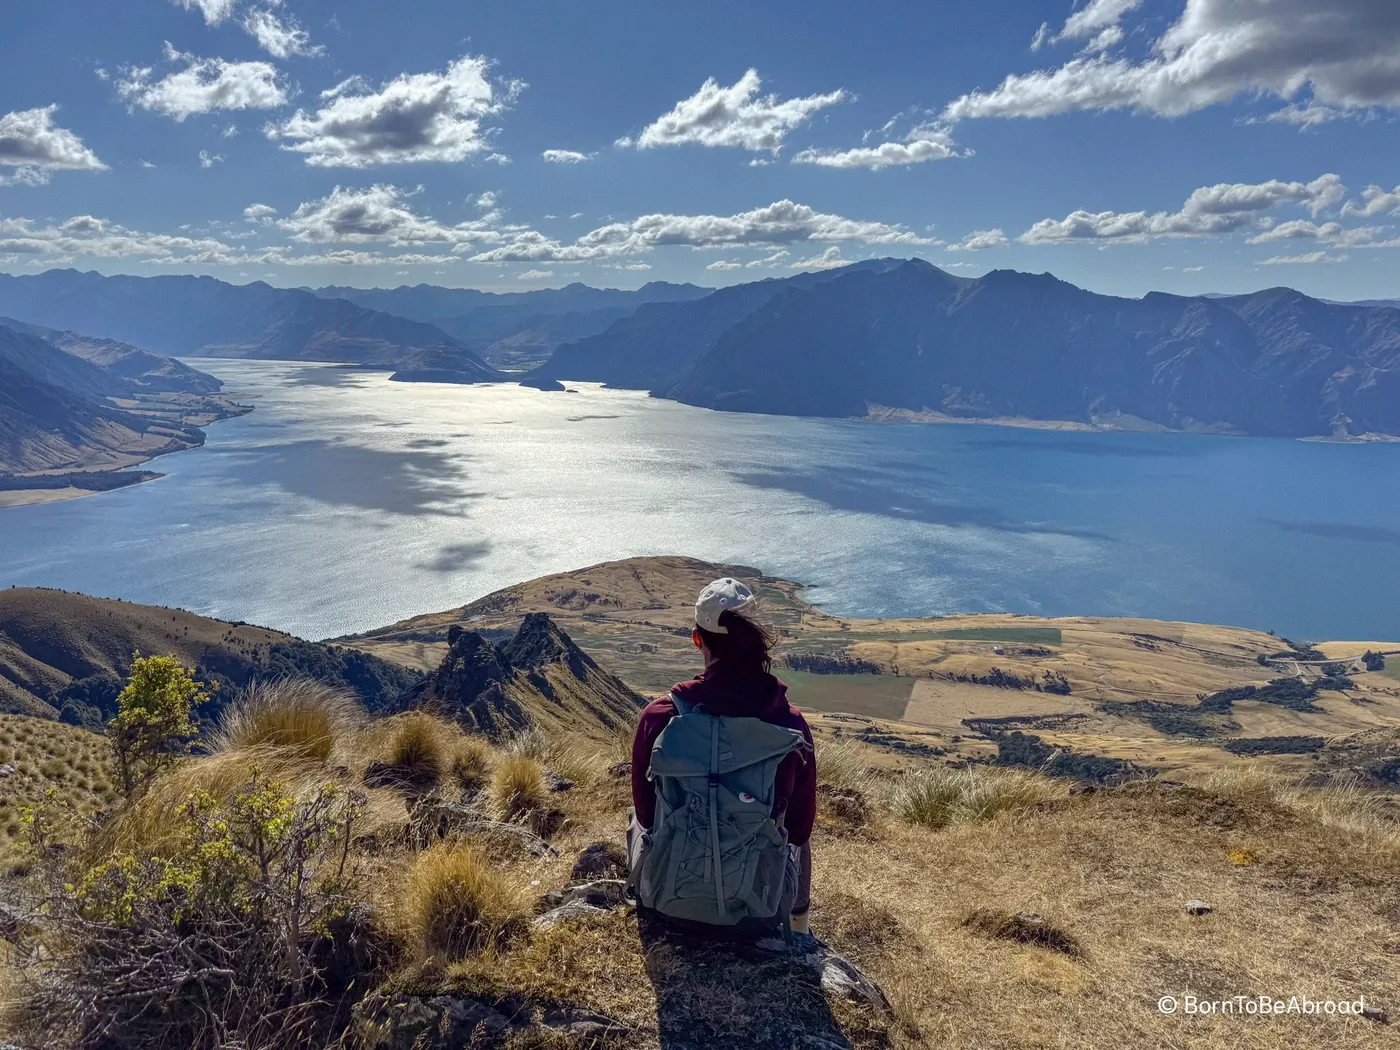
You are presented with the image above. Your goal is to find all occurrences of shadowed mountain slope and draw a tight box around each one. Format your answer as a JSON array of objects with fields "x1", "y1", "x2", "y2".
[
  {"x1": 0, "y1": 316, "x2": 222, "y2": 394},
  {"x1": 0, "y1": 588, "x2": 420, "y2": 727},
  {"x1": 530, "y1": 259, "x2": 1400, "y2": 438},
  {"x1": 0, "y1": 322, "x2": 222, "y2": 474},
  {"x1": 0, "y1": 270, "x2": 501, "y2": 377},
  {"x1": 392, "y1": 612, "x2": 646, "y2": 739}
]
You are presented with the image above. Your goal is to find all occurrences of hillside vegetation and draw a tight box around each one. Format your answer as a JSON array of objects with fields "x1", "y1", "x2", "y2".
[
  {"x1": 0, "y1": 588, "x2": 420, "y2": 727},
  {"x1": 0, "y1": 667, "x2": 1394, "y2": 1048},
  {"x1": 352, "y1": 556, "x2": 1400, "y2": 784}
]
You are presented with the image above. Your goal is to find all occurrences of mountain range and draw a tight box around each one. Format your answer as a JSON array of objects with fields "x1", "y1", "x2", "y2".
[
  {"x1": 0, "y1": 270, "x2": 499, "y2": 379},
  {"x1": 530, "y1": 259, "x2": 1400, "y2": 439},
  {"x1": 3, "y1": 263, "x2": 1399, "y2": 440},
  {"x1": 310, "y1": 279, "x2": 711, "y2": 369}
]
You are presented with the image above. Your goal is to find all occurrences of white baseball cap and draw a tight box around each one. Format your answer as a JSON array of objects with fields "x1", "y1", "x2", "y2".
[{"x1": 695, "y1": 577, "x2": 756, "y2": 634}]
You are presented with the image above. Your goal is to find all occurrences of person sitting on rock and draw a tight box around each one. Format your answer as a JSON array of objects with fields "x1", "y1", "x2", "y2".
[{"x1": 627, "y1": 577, "x2": 816, "y2": 939}]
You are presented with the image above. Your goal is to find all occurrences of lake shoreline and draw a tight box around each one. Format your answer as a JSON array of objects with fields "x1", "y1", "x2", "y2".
[{"x1": 0, "y1": 396, "x2": 251, "y2": 510}]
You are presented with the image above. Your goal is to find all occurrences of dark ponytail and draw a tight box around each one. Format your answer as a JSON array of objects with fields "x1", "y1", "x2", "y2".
[{"x1": 697, "y1": 608, "x2": 774, "y2": 677}]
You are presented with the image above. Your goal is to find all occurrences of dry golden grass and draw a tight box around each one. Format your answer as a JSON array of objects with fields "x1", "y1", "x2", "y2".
[
  {"x1": 491, "y1": 754, "x2": 547, "y2": 822},
  {"x1": 450, "y1": 735, "x2": 494, "y2": 791},
  {"x1": 398, "y1": 841, "x2": 530, "y2": 961},
  {"x1": 888, "y1": 765, "x2": 1069, "y2": 829},
  {"x1": 386, "y1": 711, "x2": 448, "y2": 780},
  {"x1": 0, "y1": 715, "x2": 116, "y2": 860},
  {"x1": 1192, "y1": 765, "x2": 1400, "y2": 852},
  {"x1": 210, "y1": 678, "x2": 362, "y2": 762},
  {"x1": 88, "y1": 745, "x2": 406, "y2": 861},
  {"x1": 816, "y1": 735, "x2": 876, "y2": 794}
]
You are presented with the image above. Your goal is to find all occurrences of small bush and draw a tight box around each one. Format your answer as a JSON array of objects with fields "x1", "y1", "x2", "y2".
[
  {"x1": 400, "y1": 842, "x2": 527, "y2": 961},
  {"x1": 451, "y1": 736, "x2": 494, "y2": 791},
  {"x1": 28, "y1": 769, "x2": 369, "y2": 1050},
  {"x1": 890, "y1": 766, "x2": 1064, "y2": 830},
  {"x1": 108, "y1": 654, "x2": 207, "y2": 798},
  {"x1": 491, "y1": 754, "x2": 546, "y2": 822},
  {"x1": 213, "y1": 679, "x2": 362, "y2": 763},
  {"x1": 387, "y1": 713, "x2": 447, "y2": 781}
]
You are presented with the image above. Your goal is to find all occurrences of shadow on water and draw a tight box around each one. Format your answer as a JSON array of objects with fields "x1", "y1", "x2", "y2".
[
  {"x1": 637, "y1": 912, "x2": 864, "y2": 1050},
  {"x1": 1267, "y1": 519, "x2": 1400, "y2": 547},
  {"x1": 734, "y1": 464, "x2": 1112, "y2": 540},
  {"x1": 417, "y1": 541, "x2": 492, "y2": 572},
  {"x1": 287, "y1": 366, "x2": 369, "y2": 388},
  {"x1": 218, "y1": 439, "x2": 480, "y2": 515}
]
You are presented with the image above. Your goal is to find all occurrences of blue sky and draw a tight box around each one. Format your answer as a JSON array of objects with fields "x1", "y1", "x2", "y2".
[{"x1": 2, "y1": 0, "x2": 1398, "y2": 297}]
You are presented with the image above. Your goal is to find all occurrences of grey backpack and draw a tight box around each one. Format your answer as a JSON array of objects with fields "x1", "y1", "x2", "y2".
[{"x1": 629, "y1": 692, "x2": 806, "y2": 927}]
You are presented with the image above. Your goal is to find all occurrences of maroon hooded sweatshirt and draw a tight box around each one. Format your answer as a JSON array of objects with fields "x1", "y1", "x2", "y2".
[{"x1": 630, "y1": 666, "x2": 816, "y2": 847}]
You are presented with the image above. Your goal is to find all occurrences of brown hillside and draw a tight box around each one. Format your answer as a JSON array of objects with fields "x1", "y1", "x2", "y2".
[
  {"x1": 349, "y1": 556, "x2": 1400, "y2": 780},
  {"x1": 0, "y1": 587, "x2": 419, "y2": 727}
]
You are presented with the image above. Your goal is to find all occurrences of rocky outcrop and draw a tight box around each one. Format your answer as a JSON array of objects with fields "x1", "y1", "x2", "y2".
[{"x1": 394, "y1": 613, "x2": 646, "y2": 739}]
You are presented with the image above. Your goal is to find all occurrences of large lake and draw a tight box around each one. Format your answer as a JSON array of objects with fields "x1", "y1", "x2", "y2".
[{"x1": 4, "y1": 360, "x2": 1399, "y2": 642}]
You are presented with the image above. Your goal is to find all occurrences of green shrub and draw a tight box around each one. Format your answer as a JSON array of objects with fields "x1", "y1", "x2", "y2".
[
  {"x1": 31, "y1": 768, "x2": 369, "y2": 1050},
  {"x1": 108, "y1": 654, "x2": 207, "y2": 798}
]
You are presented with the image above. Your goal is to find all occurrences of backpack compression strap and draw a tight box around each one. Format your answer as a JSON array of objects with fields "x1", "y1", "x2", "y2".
[{"x1": 707, "y1": 714, "x2": 726, "y2": 917}]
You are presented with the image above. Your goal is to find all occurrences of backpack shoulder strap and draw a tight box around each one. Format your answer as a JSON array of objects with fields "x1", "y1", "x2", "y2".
[{"x1": 669, "y1": 690, "x2": 700, "y2": 717}]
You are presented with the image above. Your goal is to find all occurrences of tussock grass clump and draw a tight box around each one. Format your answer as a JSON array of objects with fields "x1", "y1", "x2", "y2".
[
  {"x1": 212, "y1": 678, "x2": 362, "y2": 763},
  {"x1": 450, "y1": 735, "x2": 494, "y2": 791},
  {"x1": 504, "y1": 727, "x2": 552, "y2": 761},
  {"x1": 816, "y1": 737, "x2": 873, "y2": 794},
  {"x1": 400, "y1": 842, "x2": 528, "y2": 961},
  {"x1": 890, "y1": 766, "x2": 1066, "y2": 830},
  {"x1": 1193, "y1": 767, "x2": 1400, "y2": 851},
  {"x1": 387, "y1": 712, "x2": 449, "y2": 781},
  {"x1": 492, "y1": 754, "x2": 547, "y2": 822}
]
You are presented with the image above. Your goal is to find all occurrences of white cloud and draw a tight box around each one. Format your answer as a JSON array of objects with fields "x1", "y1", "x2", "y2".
[
  {"x1": 944, "y1": 0, "x2": 1400, "y2": 123},
  {"x1": 1183, "y1": 264, "x2": 1204, "y2": 272},
  {"x1": 629, "y1": 69, "x2": 845, "y2": 153},
  {"x1": 275, "y1": 183, "x2": 504, "y2": 246},
  {"x1": 118, "y1": 46, "x2": 288, "y2": 120},
  {"x1": 243, "y1": 202, "x2": 277, "y2": 223},
  {"x1": 946, "y1": 228, "x2": 1009, "y2": 251},
  {"x1": 198, "y1": 149, "x2": 223, "y2": 168},
  {"x1": 622, "y1": 262, "x2": 651, "y2": 270},
  {"x1": 791, "y1": 123, "x2": 965, "y2": 170},
  {"x1": 0, "y1": 213, "x2": 247, "y2": 264},
  {"x1": 266, "y1": 55, "x2": 519, "y2": 166},
  {"x1": 541, "y1": 149, "x2": 593, "y2": 163},
  {"x1": 1245, "y1": 219, "x2": 1382, "y2": 246},
  {"x1": 0, "y1": 106, "x2": 107, "y2": 185},
  {"x1": 468, "y1": 199, "x2": 933, "y2": 263},
  {"x1": 242, "y1": 7, "x2": 322, "y2": 58},
  {"x1": 789, "y1": 246, "x2": 849, "y2": 271},
  {"x1": 705, "y1": 259, "x2": 742, "y2": 271},
  {"x1": 173, "y1": 0, "x2": 237, "y2": 25},
  {"x1": 747, "y1": 249, "x2": 790, "y2": 268},
  {"x1": 516, "y1": 269, "x2": 553, "y2": 280},
  {"x1": 221, "y1": 123, "x2": 239, "y2": 137},
  {"x1": 1020, "y1": 174, "x2": 1349, "y2": 244},
  {"x1": 1259, "y1": 251, "x2": 1349, "y2": 265},
  {"x1": 1343, "y1": 183, "x2": 1400, "y2": 217},
  {"x1": 1055, "y1": 0, "x2": 1142, "y2": 47}
]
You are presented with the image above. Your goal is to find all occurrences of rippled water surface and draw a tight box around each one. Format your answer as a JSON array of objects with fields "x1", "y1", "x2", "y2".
[{"x1": 4, "y1": 360, "x2": 1399, "y2": 641}]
